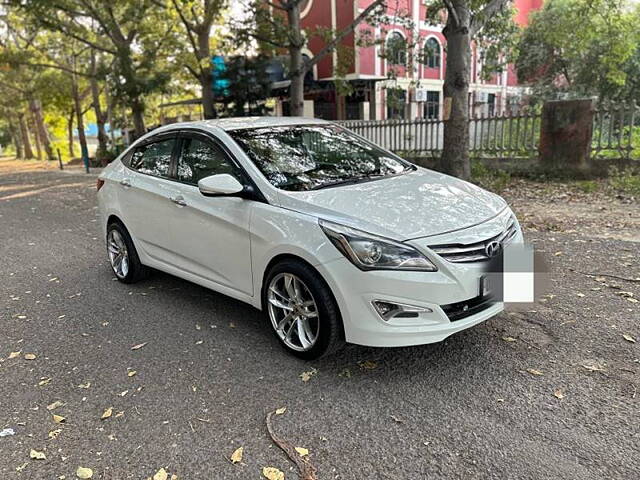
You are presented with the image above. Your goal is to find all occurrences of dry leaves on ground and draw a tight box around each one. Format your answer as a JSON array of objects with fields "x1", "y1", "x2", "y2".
[
  {"x1": 24, "y1": 353, "x2": 36, "y2": 360},
  {"x1": 131, "y1": 342, "x2": 147, "y2": 350},
  {"x1": 262, "y1": 467, "x2": 285, "y2": 480},
  {"x1": 623, "y1": 334, "x2": 636, "y2": 343},
  {"x1": 30, "y1": 449, "x2": 46, "y2": 460},
  {"x1": 52, "y1": 414, "x2": 65, "y2": 423},
  {"x1": 153, "y1": 468, "x2": 168, "y2": 480},
  {"x1": 526, "y1": 368, "x2": 544, "y2": 376},
  {"x1": 101, "y1": 407, "x2": 113, "y2": 420},
  {"x1": 553, "y1": 389, "x2": 565, "y2": 399},
  {"x1": 76, "y1": 466, "x2": 93, "y2": 479},
  {"x1": 299, "y1": 368, "x2": 317, "y2": 382},
  {"x1": 230, "y1": 447, "x2": 243, "y2": 464}
]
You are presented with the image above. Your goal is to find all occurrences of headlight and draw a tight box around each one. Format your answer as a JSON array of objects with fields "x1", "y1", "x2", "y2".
[{"x1": 319, "y1": 220, "x2": 437, "y2": 272}]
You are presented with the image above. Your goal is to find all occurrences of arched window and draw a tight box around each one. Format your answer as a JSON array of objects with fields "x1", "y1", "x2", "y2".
[
  {"x1": 424, "y1": 37, "x2": 441, "y2": 69},
  {"x1": 386, "y1": 32, "x2": 407, "y2": 66}
]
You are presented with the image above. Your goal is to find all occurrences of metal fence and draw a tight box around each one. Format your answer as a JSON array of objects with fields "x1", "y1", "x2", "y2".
[
  {"x1": 339, "y1": 103, "x2": 639, "y2": 161},
  {"x1": 592, "y1": 103, "x2": 639, "y2": 160}
]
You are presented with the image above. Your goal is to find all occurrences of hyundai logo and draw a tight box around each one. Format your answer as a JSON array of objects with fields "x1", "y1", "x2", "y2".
[{"x1": 485, "y1": 241, "x2": 502, "y2": 258}]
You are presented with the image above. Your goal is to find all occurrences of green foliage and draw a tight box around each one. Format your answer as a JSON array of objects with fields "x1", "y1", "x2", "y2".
[
  {"x1": 471, "y1": 160, "x2": 511, "y2": 191},
  {"x1": 576, "y1": 180, "x2": 598, "y2": 193},
  {"x1": 218, "y1": 56, "x2": 273, "y2": 117},
  {"x1": 516, "y1": 0, "x2": 640, "y2": 102},
  {"x1": 608, "y1": 166, "x2": 640, "y2": 195}
]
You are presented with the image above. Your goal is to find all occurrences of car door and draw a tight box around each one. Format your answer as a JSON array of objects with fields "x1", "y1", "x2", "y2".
[
  {"x1": 117, "y1": 134, "x2": 184, "y2": 263},
  {"x1": 164, "y1": 131, "x2": 254, "y2": 296}
]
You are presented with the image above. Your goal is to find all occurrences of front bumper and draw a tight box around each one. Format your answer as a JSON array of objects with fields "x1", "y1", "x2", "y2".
[{"x1": 315, "y1": 217, "x2": 523, "y2": 348}]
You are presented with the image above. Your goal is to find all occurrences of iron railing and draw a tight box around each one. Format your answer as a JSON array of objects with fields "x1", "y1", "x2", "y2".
[{"x1": 339, "y1": 103, "x2": 639, "y2": 161}]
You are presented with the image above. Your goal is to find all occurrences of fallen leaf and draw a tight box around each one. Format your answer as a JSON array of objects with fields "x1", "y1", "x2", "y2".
[
  {"x1": 338, "y1": 368, "x2": 351, "y2": 378},
  {"x1": 582, "y1": 363, "x2": 606, "y2": 372},
  {"x1": 576, "y1": 293, "x2": 585, "y2": 298},
  {"x1": 131, "y1": 342, "x2": 147, "y2": 350},
  {"x1": 294, "y1": 447, "x2": 309, "y2": 456},
  {"x1": 24, "y1": 353, "x2": 36, "y2": 360},
  {"x1": 262, "y1": 466, "x2": 285, "y2": 480},
  {"x1": 30, "y1": 449, "x2": 46, "y2": 460},
  {"x1": 8, "y1": 351, "x2": 21, "y2": 359},
  {"x1": 358, "y1": 360, "x2": 378, "y2": 370},
  {"x1": 229, "y1": 322, "x2": 236, "y2": 328},
  {"x1": 623, "y1": 334, "x2": 636, "y2": 343},
  {"x1": 275, "y1": 407, "x2": 287, "y2": 415},
  {"x1": 127, "y1": 370, "x2": 137, "y2": 377},
  {"x1": 501, "y1": 336, "x2": 517, "y2": 342},
  {"x1": 299, "y1": 368, "x2": 317, "y2": 382},
  {"x1": 115, "y1": 411, "x2": 124, "y2": 418},
  {"x1": 553, "y1": 389, "x2": 565, "y2": 399},
  {"x1": 526, "y1": 368, "x2": 544, "y2": 376},
  {"x1": 119, "y1": 390, "x2": 129, "y2": 397},
  {"x1": 48, "y1": 429, "x2": 62, "y2": 439},
  {"x1": 101, "y1": 407, "x2": 113, "y2": 420},
  {"x1": 78, "y1": 382, "x2": 91, "y2": 389},
  {"x1": 39, "y1": 377, "x2": 52, "y2": 386},
  {"x1": 230, "y1": 446, "x2": 243, "y2": 464},
  {"x1": 53, "y1": 414, "x2": 66, "y2": 423},
  {"x1": 16, "y1": 462, "x2": 28, "y2": 472},
  {"x1": 76, "y1": 466, "x2": 93, "y2": 479},
  {"x1": 153, "y1": 468, "x2": 168, "y2": 480},
  {"x1": 47, "y1": 400, "x2": 64, "y2": 411}
]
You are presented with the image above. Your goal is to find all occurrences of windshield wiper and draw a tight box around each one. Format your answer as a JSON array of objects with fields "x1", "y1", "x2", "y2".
[{"x1": 310, "y1": 174, "x2": 384, "y2": 190}]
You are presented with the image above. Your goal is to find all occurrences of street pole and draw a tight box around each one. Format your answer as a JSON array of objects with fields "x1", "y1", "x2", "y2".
[{"x1": 56, "y1": 148, "x2": 64, "y2": 170}]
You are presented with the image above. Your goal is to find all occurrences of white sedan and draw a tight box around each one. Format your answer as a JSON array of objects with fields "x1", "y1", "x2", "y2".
[{"x1": 97, "y1": 117, "x2": 523, "y2": 359}]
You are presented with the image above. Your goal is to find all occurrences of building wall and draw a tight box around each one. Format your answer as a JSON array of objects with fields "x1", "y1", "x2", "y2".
[{"x1": 298, "y1": 0, "x2": 542, "y2": 120}]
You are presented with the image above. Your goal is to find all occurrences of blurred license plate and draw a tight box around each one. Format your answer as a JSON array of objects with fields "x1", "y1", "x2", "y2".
[{"x1": 480, "y1": 276, "x2": 494, "y2": 298}]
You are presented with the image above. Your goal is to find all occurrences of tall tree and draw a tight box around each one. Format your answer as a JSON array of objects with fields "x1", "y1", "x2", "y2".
[
  {"x1": 171, "y1": 0, "x2": 226, "y2": 119},
  {"x1": 19, "y1": 0, "x2": 179, "y2": 138},
  {"x1": 516, "y1": 0, "x2": 638, "y2": 103},
  {"x1": 239, "y1": 0, "x2": 388, "y2": 116},
  {"x1": 426, "y1": 0, "x2": 516, "y2": 179}
]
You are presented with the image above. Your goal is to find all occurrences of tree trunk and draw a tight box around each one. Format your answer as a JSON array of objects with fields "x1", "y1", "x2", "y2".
[
  {"x1": 67, "y1": 107, "x2": 75, "y2": 157},
  {"x1": 30, "y1": 110, "x2": 43, "y2": 161},
  {"x1": 287, "y1": 2, "x2": 305, "y2": 117},
  {"x1": 197, "y1": 29, "x2": 216, "y2": 119},
  {"x1": 72, "y1": 73, "x2": 90, "y2": 171},
  {"x1": 441, "y1": 1, "x2": 472, "y2": 180},
  {"x1": 90, "y1": 51, "x2": 110, "y2": 165},
  {"x1": 130, "y1": 98, "x2": 146, "y2": 139},
  {"x1": 18, "y1": 112, "x2": 35, "y2": 159},
  {"x1": 8, "y1": 117, "x2": 24, "y2": 159},
  {"x1": 30, "y1": 97, "x2": 54, "y2": 160}
]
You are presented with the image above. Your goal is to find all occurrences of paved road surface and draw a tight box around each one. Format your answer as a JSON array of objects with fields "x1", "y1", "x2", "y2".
[{"x1": 1, "y1": 161, "x2": 638, "y2": 479}]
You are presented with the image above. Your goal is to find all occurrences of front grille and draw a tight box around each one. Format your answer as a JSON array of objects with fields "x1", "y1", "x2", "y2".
[
  {"x1": 429, "y1": 218, "x2": 517, "y2": 263},
  {"x1": 441, "y1": 295, "x2": 496, "y2": 321}
]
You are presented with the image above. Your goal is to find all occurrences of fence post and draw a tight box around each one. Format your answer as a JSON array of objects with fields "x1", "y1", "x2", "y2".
[
  {"x1": 539, "y1": 99, "x2": 595, "y2": 169},
  {"x1": 56, "y1": 148, "x2": 64, "y2": 171}
]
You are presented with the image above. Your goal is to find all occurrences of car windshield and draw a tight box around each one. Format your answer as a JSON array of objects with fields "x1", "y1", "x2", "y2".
[{"x1": 229, "y1": 125, "x2": 414, "y2": 191}]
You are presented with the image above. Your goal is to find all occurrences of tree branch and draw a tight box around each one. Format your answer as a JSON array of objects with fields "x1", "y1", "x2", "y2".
[{"x1": 471, "y1": 0, "x2": 511, "y2": 36}]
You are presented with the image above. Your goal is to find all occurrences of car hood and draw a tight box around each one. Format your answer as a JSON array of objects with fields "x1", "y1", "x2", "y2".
[{"x1": 276, "y1": 168, "x2": 508, "y2": 240}]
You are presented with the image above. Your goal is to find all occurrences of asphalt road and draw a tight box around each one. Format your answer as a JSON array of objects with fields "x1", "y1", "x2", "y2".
[{"x1": 1, "y1": 162, "x2": 639, "y2": 480}]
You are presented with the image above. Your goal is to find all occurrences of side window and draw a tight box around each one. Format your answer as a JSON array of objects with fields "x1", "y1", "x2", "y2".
[
  {"x1": 130, "y1": 138, "x2": 175, "y2": 177},
  {"x1": 177, "y1": 137, "x2": 237, "y2": 184}
]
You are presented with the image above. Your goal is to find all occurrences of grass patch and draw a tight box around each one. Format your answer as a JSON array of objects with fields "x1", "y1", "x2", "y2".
[
  {"x1": 608, "y1": 166, "x2": 640, "y2": 196},
  {"x1": 471, "y1": 161, "x2": 511, "y2": 192}
]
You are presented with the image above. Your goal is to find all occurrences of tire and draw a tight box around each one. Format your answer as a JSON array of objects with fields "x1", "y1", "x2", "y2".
[
  {"x1": 106, "y1": 221, "x2": 147, "y2": 284},
  {"x1": 263, "y1": 259, "x2": 345, "y2": 360}
]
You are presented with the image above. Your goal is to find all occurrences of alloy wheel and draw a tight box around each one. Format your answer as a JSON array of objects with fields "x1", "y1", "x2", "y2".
[
  {"x1": 267, "y1": 273, "x2": 320, "y2": 352},
  {"x1": 107, "y1": 229, "x2": 129, "y2": 279}
]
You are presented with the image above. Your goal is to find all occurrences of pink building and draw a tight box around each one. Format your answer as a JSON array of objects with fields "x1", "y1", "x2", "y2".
[{"x1": 289, "y1": 0, "x2": 543, "y2": 120}]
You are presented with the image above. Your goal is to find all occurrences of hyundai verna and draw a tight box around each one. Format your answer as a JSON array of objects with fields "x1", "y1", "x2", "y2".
[{"x1": 97, "y1": 117, "x2": 523, "y2": 359}]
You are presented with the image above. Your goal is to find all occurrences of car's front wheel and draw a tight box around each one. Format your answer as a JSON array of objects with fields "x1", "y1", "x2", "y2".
[
  {"x1": 106, "y1": 222, "x2": 147, "y2": 284},
  {"x1": 264, "y1": 260, "x2": 344, "y2": 360}
]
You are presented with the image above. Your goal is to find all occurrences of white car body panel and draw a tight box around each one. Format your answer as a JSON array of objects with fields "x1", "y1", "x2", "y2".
[{"x1": 98, "y1": 117, "x2": 524, "y2": 348}]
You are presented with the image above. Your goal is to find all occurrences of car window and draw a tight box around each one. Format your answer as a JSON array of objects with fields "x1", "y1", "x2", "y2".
[
  {"x1": 130, "y1": 138, "x2": 175, "y2": 177},
  {"x1": 177, "y1": 137, "x2": 237, "y2": 184},
  {"x1": 229, "y1": 125, "x2": 413, "y2": 191}
]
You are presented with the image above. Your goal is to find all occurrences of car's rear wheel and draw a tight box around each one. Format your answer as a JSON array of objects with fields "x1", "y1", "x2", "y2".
[
  {"x1": 106, "y1": 222, "x2": 147, "y2": 284},
  {"x1": 264, "y1": 259, "x2": 344, "y2": 360}
]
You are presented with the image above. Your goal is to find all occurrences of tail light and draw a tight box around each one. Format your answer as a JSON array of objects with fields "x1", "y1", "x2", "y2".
[{"x1": 96, "y1": 178, "x2": 105, "y2": 192}]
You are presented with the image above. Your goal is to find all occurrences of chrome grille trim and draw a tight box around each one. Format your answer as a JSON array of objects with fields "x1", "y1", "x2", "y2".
[{"x1": 430, "y1": 219, "x2": 517, "y2": 263}]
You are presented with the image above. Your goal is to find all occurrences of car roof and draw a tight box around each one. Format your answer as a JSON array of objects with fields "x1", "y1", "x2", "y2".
[{"x1": 153, "y1": 116, "x2": 331, "y2": 134}]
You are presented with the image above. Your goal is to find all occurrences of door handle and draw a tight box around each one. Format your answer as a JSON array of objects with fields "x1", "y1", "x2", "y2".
[
  {"x1": 119, "y1": 179, "x2": 131, "y2": 187},
  {"x1": 169, "y1": 195, "x2": 187, "y2": 207}
]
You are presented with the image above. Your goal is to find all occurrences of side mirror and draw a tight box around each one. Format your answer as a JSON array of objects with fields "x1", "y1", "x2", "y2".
[{"x1": 198, "y1": 174, "x2": 244, "y2": 196}]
